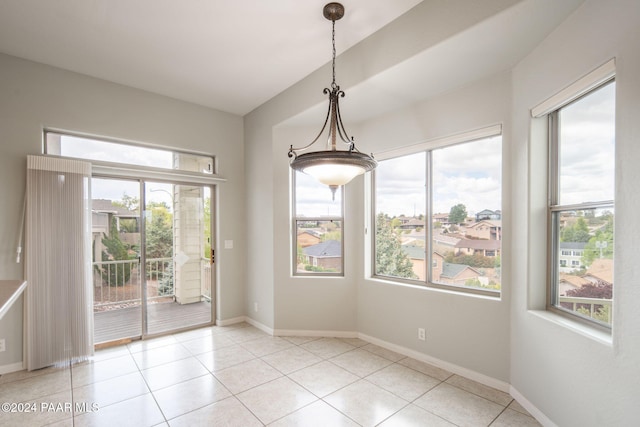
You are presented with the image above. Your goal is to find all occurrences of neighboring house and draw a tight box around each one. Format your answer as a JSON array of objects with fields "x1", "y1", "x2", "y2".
[
  {"x1": 401, "y1": 244, "x2": 426, "y2": 280},
  {"x1": 396, "y1": 215, "x2": 412, "y2": 225},
  {"x1": 475, "y1": 209, "x2": 502, "y2": 222},
  {"x1": 399, "y1": 218, "x2": 425, "y2": 230},
  {"x1": 92, "y1": 199, "x2": 139, "y2": 230},
  {"x1": 302, "y1": 240, "x2": 341, "y2": 271},
  {"x1": 558, "y1": 242, "x2": 586, "y2": 273},
  {"x1": 431, "y1": 251, "x2": 446, "y2": 282},
  {"x1": 433, "y1": 213, "x2": 450, "y2": 225},
  {"x1": 432, "y1": 232, "x2": 460, "y2": 254},
  {"x1": 557, "y1": 258, "x2": 613, "y2": 297},
  {"x1": 439, "y1": 262, "x2": 482, "y2": 286},
  {"x1": 455, "y1": 238, "x2": 501, "y2": 257},
  {"x1": 558, "y1": 273, "x2": 590, "y2": 296},
  {"x1": 584, "y1": 258, "x2": 613, "y2": 285},
  {"x1": 92, "y1": 199, "x2": 139, "y2": 261},
  {"x1": 297, "y1": 230, "x2": 321, "y2": 248},
  {"x1": 465, "y1": 220, "x2": 502, "y2": 241}
]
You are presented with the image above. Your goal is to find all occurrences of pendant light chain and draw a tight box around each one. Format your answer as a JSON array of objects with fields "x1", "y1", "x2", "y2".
[
  {"x1": 287, "y1": 2, "x2": 377, "y2": 196},
  {"x1": 331, "y1": 19, "x2": 337, "y2": 89}
]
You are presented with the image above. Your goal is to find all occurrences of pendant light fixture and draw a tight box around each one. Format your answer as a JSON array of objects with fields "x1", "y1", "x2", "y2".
[{"x1": 288, "y1": 2, "x2": 377, "y2": 199}]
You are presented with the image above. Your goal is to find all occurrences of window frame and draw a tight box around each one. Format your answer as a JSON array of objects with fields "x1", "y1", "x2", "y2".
[
  {"x1": 291, "y1": 170, "x2": 345, "y2": 277},
  {"x1": 546, "y1": 78, "x2": 615, "y2": 331},
  {"x1": 44, "y1": 129, "x2": 218, "y2": 177},
  {"x1": 370, "y1": 125, "x2": 503, "y2": 297}
]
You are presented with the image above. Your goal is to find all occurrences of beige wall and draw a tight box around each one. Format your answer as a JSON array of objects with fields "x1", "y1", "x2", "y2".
[
  {"x1": 510, "y1": 1, "x2": 640, "y2": 425},
  {"x1": 0, "y1": 53, "x2": 245, "y2": 370},
  {"x1": 246, "y1": 0, "x2": 518, "y2": 381},
  {"x1": 245, "y1": 0, "x2": 640, "y2": 424},
  {"x1": 356, "y1": 71, "x2": 512, "y2": 383}
]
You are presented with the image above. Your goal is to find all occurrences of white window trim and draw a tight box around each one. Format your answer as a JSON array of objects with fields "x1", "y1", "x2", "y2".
[
  {"x1": 369, "y1": 125, "x2": 503, "y2": 298},
  {"x1": 44, "y1": 129, "x2": 225, "y2": 185},
  {"x1": 545, "y1": 73, "x2": 616, "y2": 332},
  {"x1": 291, "y1": 171, "x2": 345, "y2": 277},
  {"x1": 374, "y1": 124, "x2": 502, "y2": 161},
  {"x1": 92, "y1": 162, "x2": 226, "y2": 185},
  {"x1": 531, "y1": 58, "x2": 615, "y2": 118}
]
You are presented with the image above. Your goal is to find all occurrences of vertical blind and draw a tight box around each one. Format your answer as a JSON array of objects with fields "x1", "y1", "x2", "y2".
[{"x1": 25, "y1": 155, "x2": 93, "y2": 370}]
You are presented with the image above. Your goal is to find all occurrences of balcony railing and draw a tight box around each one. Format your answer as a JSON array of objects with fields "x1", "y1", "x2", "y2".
[
  {"x1": 93, "y1": 257, "x2": 172, "y2": 309},
  {"x1": 201, "y1": 257, "x2": 212, "y2": 301},
  {"x1": 93, "y1": 257, "x2": 213, "y2": 310},
  {"x1": 558, "y1": 296, "x2": 612, "y2": 324}
]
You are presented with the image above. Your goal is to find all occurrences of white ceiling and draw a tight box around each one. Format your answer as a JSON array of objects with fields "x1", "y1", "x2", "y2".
[
  {"x1": 0, "y1": 0, "x2": 422, "y2": 116},
  {"x1": 286, "y1": 0, "x2": 586, "y2": 125}
]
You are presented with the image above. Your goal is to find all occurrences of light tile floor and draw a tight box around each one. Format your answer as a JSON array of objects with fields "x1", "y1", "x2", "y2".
[{"x1": 0, "y1": 323, "x2": 541, "y2": 426}]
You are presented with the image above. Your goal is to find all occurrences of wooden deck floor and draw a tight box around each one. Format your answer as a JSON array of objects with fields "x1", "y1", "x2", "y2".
[{"x1": 94, "y1": 300, "x2": 212, "y2": 344}]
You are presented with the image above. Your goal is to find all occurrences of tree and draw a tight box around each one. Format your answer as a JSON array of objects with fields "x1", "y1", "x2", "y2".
[
  {"x1": 562, "y1": 280, "x2": 612, "y2": 323},
  {"x1": 112, "y1": 192, "x2": 139, "y2": 212},
  {"x1": 449, "y1": 204, "x2": 467, "y2": 224},
  {"x1": 390, "y1": 218, "x2": 402, "y2": 229},
  {"x1": 145, "y1": 202, "x2": 173, "y2": 259},
  {"x1": 444, "y1": 252, "x2": 495, "y2": 268},
  {"x1": 111, "y1": 193, "x2": 139, "y2": 233},
  {"x1": 100, "y1": 217, "x2": 135, "y2": 286},
  {"x1": 581, "y1": 214, "x2": 614, "y2": 267},
  {"x1": 465, "y1": 278, "x2": 501, "y2": 291},
  {"x1": 144, "y1": 202, "x2": 173, "y2": 289},
  {"x1": 321, "y1": 230, "x2": 342, "y2": 242},
  {"x1": 157, "y1": 263, "x2": 174, "y2": 296},
  {"x1": 561, "y1": 217, "x2": 590, "y2": 242},
  {"x1": 375, "y1": 213, "x2": 417, "y2": 279}
]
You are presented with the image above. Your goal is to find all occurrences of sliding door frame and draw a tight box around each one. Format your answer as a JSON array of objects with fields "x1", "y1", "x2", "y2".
[{"x1": 93, "y1": 171, "x2": 219, "y2": 342}]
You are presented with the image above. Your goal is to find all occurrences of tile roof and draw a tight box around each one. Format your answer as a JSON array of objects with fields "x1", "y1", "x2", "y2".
[{"x1": 302, "y1": 240, "x2": 341, "y2": 258}]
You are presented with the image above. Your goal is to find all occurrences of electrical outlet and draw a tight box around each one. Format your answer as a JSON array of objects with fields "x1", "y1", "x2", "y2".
[
  {"x1": 417, "y1": 328, "x2": 426, "y2": 341},
  {"x1": 254, "y1": 302, "x2": 259, "y2": 313},
  {"x1": 0, "y1": 338, "x2": 5, "y2": 352}
]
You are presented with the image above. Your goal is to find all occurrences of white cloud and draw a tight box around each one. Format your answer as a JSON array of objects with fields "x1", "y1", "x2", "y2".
[
  {"x1": 558, "y1": 81, "x2": 615, "y2": 205},
  {"x1": 375, "y1": 136, "x2": 502, "y2": 217}
]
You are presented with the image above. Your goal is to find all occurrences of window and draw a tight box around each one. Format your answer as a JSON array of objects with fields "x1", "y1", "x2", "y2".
[
  {"x1": 549, "y1": 79, "x2": 615, "y2": 328},
  {"x1": 374, "y1": 152, "x2": 425, "y2": 281},
  {"x1": 45, "y1": 131, "x2": 215, "y2": 174},
  {"x1": 373, "y1": 131, "x2": 502, "y2": 296},
  {"x1": 292, "y1": 171, "x2": 343, "y2": 275}
]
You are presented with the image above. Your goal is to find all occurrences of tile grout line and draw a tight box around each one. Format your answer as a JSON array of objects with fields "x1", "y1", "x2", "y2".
[{"x1": 20, "y1": 323, "x2": 529, "y2": 426}]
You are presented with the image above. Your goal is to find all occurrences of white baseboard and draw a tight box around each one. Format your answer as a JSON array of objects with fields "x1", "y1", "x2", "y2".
[
  {"x1": 214, "y1": 316, "x2": 551, "y2": 426},
  {"x1": 0, "y1": 361, "x2": 24, "y2": 375},
  {"x1": 359, "y1": 333, "x2": 511, "y2": 393},
  {"x1": 274, "y1": 328, "x2": 358, "y2": 339},
  {"x1": 245, "y1": 317, "x2": 275, "y2": 335},
  {"x1": 216, "y1": 316, "x2": 247, "y2": 327},
  {"x1": 266, "y1": 325, "x2": 509, "y2": 393},
  {"x1": 510, "y1": 386, "x2": 557, "y2": 427},
  {"x1": 225, "y1": 317, "x2": 555, "y2": 425}
]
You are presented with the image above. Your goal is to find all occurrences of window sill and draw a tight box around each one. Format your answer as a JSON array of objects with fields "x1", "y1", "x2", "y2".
[
  {"x1": 366, "y1": 276, "x2": 502, "y2": 301},
  {"x1": 529, "y1": 309, "x2": 612, "y2": 347}
]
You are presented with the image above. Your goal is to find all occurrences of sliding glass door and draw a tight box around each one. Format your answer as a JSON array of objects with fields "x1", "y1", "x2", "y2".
[
  {"x1": 92, "y1": 177, "x2": 214, "y2": 344},
  {"x1": 144, "y1": 182, "x2": 213, "y2": 336}
]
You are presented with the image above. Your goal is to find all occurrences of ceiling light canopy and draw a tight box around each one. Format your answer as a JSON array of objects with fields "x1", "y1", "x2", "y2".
[{"x1": 288, "y1": 2, "x2": 377, "y2": 199}]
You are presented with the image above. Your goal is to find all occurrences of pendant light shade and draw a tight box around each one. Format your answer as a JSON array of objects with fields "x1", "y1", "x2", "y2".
[
  {"x1": 287, "y1": 2, "x2": 377, "y2": 196},
  {"x1": 291, "y1": 151, "x2": 377, "y2": 185}
]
